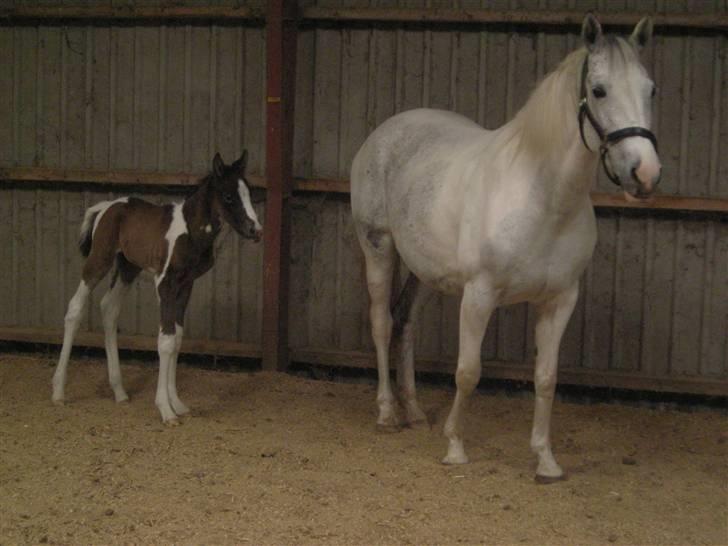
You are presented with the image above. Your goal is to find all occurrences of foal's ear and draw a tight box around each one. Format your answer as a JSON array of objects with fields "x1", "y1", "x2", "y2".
[
  {"x1": 232, "y1": 149, "x2": 248, "y2": 175},
  {"x1": 630, "y1": 17, "x2": 653, "y2": 52},
  {"x1": 581, "y1": 13, "x2": 603, "y2": 52},
  {"x1": 213, "y1": 153, "x2": 226, "y2": 178}
]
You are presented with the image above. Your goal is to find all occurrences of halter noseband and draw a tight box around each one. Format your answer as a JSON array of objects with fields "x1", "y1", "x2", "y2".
[{"x1": 577, "y1": 56, "x2": 658, "y2": 187}]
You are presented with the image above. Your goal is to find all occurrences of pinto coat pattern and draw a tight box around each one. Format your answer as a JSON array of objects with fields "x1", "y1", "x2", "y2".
[{"x1": 53, "y1": 152, "x2": 262, "y2": 424}]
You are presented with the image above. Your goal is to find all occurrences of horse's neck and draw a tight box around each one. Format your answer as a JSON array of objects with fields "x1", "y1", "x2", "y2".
[
  {"x1": 183, "y1": 181, "x2": 221, "y2": 245},
  {"x1": 502, "y1": 54, "x2": 598, "y2": 214}
]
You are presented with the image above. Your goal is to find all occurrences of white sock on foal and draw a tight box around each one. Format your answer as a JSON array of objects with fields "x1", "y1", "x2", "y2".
[{"x1": 52, "y1": 281, "x2": 91, "y2": 404}]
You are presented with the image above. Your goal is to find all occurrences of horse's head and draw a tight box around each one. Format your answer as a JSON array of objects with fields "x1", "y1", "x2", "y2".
[
  {"x1": 211, "y1": 151, "x2": 263, "y2": 242},
  {"x1": 579, "y1": 14, "x2": 661, "y2": 201}
]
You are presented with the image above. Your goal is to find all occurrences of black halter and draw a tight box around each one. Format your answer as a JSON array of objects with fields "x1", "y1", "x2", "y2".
[{"x1": 577, "y1": 56, "x2": 658, "y2": 186}]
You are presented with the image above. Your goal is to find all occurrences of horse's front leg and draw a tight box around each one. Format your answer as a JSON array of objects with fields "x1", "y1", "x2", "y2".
[
  {"x1": 442, "y1": 279, "x2": 498, "y2": 464},
  {"x1": 531, "y1": 283, "x2": 579, "y2": 482},
  {"x1": 167, "y1": 281, "x2": 193, "y2": 416},
  {"x1": 155, "y1": 278, "x2": 181, "y2": 425}
]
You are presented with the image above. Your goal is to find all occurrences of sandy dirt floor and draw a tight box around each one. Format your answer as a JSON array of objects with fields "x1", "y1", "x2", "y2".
[{"x1": 0, "y1": 353, "x2": 726, "y2": 545}]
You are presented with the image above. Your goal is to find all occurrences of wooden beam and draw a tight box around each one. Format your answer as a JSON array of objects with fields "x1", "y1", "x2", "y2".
[
  {"x1": 0, "y1": 6, "x2": 262, "y2": 24},
  {"x1": 290, "y1": 347, "x2": 728, "y2": 397},
  {"x1": 261, "y1": 0, "x2": 297, "y2": 372},
  {"x1": 0, "y1": 167, "x2": 267, "y2": 189},
  {"x1": 302, "y1": 7, "x2": 728, "y2": 31},
  {"x1": 0, "y1": 327, "x2": 261, "y2": 359},
  {"x1": 2, "y1": 169, "x2": 727, "y2": 214}
]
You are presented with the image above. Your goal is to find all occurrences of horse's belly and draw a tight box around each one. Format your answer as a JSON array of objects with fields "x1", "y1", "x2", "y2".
[{"x1": 393, "y1": 226, "x2": 463, "y2": 296}]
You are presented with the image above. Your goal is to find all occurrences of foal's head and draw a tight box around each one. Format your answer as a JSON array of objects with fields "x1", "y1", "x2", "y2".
[
  {"x1": 210, "y1": 151, "x2": 263, "y2": 242},
  {"x1": 580, "y1": 14, "x2": 662, "y2": 200}
]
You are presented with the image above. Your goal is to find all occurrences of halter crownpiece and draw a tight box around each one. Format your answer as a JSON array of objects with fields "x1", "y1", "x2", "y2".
[{"x1": 577, "y1": 56, "x2": 658, "y2": 187}]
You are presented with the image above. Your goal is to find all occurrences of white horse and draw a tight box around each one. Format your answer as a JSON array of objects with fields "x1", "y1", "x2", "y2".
[{"x1": 351, "y1": 14, "x2": 661, "y2": 481}]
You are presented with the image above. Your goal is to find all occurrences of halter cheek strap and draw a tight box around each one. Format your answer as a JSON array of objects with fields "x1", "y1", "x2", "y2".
[{"x1": 578, "y1": 57, "x2": 658, "y2": 187}]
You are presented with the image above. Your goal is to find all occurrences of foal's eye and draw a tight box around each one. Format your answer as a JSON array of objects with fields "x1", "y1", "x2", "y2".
[
  {"x1": 223, "y1": 194, "x2": 234, "y2": 204},
  {"x1": 651, "y1": 85, "x2": 657, "y2": 98},
  {"x1": 592, "y1": 86, "x2": 607, "y2": 99}
]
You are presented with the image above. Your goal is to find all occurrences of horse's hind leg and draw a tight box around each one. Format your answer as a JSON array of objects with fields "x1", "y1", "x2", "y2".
[
  {"x1": 53, "y1": 240, "x2": 118, "y2": 404},
  {"x1": 358, "y1": 227, "x2": 400, "y2": 430},
  {"x1": 392, "y1": 273, "x2": 433, "y2": 427},
  {"x1": 99, "y1": 255, "x2": 140, "y2": 403},
  {"x1": 531, "y1": 283, "x2": 579, "y2": 482},
  {"x1": 53, "y1": 280, "x2": 93, "y2": 404}
]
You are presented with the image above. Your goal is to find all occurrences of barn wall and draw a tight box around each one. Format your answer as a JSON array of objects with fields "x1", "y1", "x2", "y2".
[
  {"x1": 0, "y1": 1, "x2": 726, "y2": 392},
  {"x1": 0, "y1": 6, "x2": 267, "y2": 344},
  {"x1": 290, "y1": 0, "x2": 728, "y2": 386}
]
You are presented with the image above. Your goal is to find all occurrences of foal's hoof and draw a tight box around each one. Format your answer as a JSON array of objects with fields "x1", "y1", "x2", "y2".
[
  {"x1": 376, "y1": 422, "x2": 403, "y2": 434},
  {"x1": 115, "y1": 394, "x2": 130, "y2": 404},
  {"x1": 52, "y1": 398, "x2": 65, "y2": 407},
  {"x1": 163, "y1": 418, "x2": 181, "y2": 427},
  {"x1": 534, "y1": 473, "x2": 568, "y2": 485}
]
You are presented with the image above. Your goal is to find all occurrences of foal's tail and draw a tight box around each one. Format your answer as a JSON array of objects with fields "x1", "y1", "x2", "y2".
[{"x1": 78, "y1": 207, "x2": 100, "y2": 257}]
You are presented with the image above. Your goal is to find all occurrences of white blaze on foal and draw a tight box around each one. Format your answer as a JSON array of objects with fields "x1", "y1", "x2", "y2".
[{"x1": 52, "y1": 151, "x2": 262, "y2": 424}]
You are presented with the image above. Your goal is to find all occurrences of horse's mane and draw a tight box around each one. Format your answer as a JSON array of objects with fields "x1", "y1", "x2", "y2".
[
  {"x1": 506, "y1": 48, "x2": 585, "y2": 160},
  {"x1": 507, "y1": 36, "x2": 638, "y2": 162}
]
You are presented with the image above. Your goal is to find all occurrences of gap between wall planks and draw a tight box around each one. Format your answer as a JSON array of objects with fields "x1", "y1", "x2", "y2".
[{"x1": 2, "y1": 169, "x2": 727, "y2": 214}]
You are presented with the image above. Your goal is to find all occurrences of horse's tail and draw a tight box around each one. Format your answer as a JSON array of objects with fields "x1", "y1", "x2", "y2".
[
  {"x1": 79, "y1": 199, "x2": 121, "y2": 257},
  {"x1": 78, "y1": 207, "x2": 100, "y2": 257}
]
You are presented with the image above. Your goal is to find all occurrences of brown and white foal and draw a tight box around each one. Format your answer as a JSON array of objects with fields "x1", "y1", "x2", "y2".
[{"x1": 52, "y1": 151, "x2": 262, "y2": 424}]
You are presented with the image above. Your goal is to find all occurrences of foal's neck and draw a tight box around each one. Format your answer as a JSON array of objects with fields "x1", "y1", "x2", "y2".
[{"x1": 182, "y1": 179, "x2": 221, "y2": 246}]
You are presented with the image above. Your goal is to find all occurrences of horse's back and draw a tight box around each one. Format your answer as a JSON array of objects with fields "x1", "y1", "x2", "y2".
[{"x1": 351, "y1": 108, "x2": 486, "y2": 230}]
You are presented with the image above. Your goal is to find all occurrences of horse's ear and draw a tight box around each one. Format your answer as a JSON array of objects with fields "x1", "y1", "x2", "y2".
[
  {"x1": 630, "y1": 17, "x2": 653, "y2": 52},
  {"x1": 213, "y1": 153, "x2": 225, "y2": 178},
  {"x1": 238, "y1": 150, "x2": 248, "y2": 174},
  {"x1": 581, "y1": 13, "x2": 603, "y2": 52},
  {"x1": 233, "y1": 149, "x2": 248, "y2": 174}
]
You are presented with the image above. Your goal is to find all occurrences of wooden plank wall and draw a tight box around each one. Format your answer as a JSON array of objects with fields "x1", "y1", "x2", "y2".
[
  {"x1": 0, "y1": 5, "x2": 266, "y2": 344},
  {"x1": 0, "y1": 0, "x2": 726, "y2": 393}
]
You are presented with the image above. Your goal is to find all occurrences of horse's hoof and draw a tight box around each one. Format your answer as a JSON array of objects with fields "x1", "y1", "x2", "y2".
[
  {"x1": 534, "y1": 473, "x2": 567, "y2": 485},
  {"x1": 52, "y1": 398, "x2": 65, "y2": 407},
  {"x1": 376, "y1": 422, "x2": 402, "y2": 434},
  {"x1": 163, "y1": 418, "x2": 181, "y2": 427},
  {"x1": 171, "y1": 403, "x2": 190, "y2": 416},
  {"x1": 115, "y1": 395, "x2": 129, "y2": 404},
  {"x1": 441, "y1": 453, "x2": 469, "y2": 465},
  {"x1": 406, "y1": 417, "x2": 430, "y2": 430}
]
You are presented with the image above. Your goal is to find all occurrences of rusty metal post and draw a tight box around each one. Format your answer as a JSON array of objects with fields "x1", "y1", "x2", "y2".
[{"x1": 261, "y1": 0, "x2": 297, "y2": 371}]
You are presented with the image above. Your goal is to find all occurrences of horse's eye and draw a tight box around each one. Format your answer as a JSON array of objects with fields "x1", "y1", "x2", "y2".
[
  {"x1": 651, "y1": 85, "x2": 657, "y2": 98},
  {"x1": 223, "y1": 194, "x2": 233, "y2": 204},
  {"x1": 592, "y1": 86, "x2": 607, "y2": 99}
]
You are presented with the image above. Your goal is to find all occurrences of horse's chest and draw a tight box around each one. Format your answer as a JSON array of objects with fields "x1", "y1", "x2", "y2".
[{"x1": 494, "y1": 219, "x2": 596, "y2": 303}]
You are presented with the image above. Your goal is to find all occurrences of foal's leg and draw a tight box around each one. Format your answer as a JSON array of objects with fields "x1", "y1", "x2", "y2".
[
  {"x1": 99, "y1": 270, "x2": 132, "y2": 403},
  {"x1": 531, "y1": 283, "x2": 579, "y2": 481},
  {"x1": 360, "y1": 230, "x2": 399, "y2": 429},
  {"x1": 52, "y1": 280, "x2": 93, "y2": 404},
  {"x1": 155, "y1": 277, "x2": 181, "y2": 425},
  {"x1": 53, "y1": 240, "x2": 117, "y2": 403},
  {"x1": 392, "y1": 274, "x2": 434, "y2": 427},
  {"x1": 442, "y1": 279, "x2": 497, "y2": 464},
  {"x1": 167, "y1": 282, "x2": 193, "y2": 416}
]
